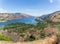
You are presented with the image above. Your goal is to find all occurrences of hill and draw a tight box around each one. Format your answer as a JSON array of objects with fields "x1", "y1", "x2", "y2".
[
  {"x1": 0, "y1": 11, "x2": 60, "y2": 44},
  {"x1": 0, "y1": 13, "x2": 31, "y2": 22},
  {"x1": 39, "y1": 11, "x2": 60, "y2": 23},
  {"x1": 0, "y1": 13, "x2": 36, "y2": 27},
  {"x1": 50, "y1": 11, "x2": 60, "y2": 22}
]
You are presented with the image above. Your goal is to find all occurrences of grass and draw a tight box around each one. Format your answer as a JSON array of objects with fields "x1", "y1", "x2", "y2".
[
  {"x1": 54, "y1": 22, "x2": 60, "y2": 37},
  {"x1": 0, "y1": 34, "x2": 13, "y2": 41},
  {"x1": 54, "y1": 22, "x2": 60, "y2": 29}
]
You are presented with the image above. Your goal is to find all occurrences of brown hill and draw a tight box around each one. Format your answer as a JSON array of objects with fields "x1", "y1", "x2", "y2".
[
  {"x1": 50, "y1": 12, "x2": 60, "y2": 22},
  {"x1": 0, "y1": 13, "x2": 30, "y2": 21}
]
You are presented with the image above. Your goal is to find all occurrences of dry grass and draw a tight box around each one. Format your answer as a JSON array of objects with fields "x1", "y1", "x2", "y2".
[
  {"x1": 50, "y1": 13, "x2": 60, "y2": 22},
  {"x1": 0, "y1": 35, "x2": 57, "y2": 44}
]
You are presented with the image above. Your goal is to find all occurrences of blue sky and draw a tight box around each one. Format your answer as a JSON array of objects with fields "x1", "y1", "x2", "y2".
[{"x1": 0, "y1": 0, "x2": 60, "y2": 16}]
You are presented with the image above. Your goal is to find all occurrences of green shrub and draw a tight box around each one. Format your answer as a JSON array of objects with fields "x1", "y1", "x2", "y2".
[
  {"x1": 26, "y1": 35, "x2": 36, "y2": 41},
  {"x1": 40, "y1": 31, "x2": 46, "y2": 38},
  {"x1": 0, "y1": 34, "x2": 13, "y2": 41}
]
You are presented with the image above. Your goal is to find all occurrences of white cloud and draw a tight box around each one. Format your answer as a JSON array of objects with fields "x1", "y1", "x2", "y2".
[
  {"x1": 49, "y1": 0, "x2": 60, "y2": 3},
  {"x1": 49, "y1": 0, "x2": 53, "y2": 3},
  {"x1": 0, "y1": 8, "x2": 8, "y2": 13}
]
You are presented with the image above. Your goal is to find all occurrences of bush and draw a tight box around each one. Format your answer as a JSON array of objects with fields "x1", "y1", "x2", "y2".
[
  {"x1": 26, "y1": 35, "x2": 36, "y2": 41},
  {"x1": 40, "y1": 31, "x2": 46, "y2": 38},
  {"x1": 0, "y1": 34, "x2": 13, "y2": 41}
]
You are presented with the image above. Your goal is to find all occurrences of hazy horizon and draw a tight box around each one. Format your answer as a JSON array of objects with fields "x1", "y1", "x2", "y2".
[{"x1": 0, "y1": 0, "x2": 60, "y2": 16}]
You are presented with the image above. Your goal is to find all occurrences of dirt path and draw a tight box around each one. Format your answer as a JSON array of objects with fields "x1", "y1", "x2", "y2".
[{"x1": 0, "y1": 35, "x2": 57, "y2": 44}]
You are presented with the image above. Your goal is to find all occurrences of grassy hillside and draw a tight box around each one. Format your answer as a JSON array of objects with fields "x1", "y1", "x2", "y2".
[
  {"x1": 2, "y1": 21, "x2": 48, "y2": 42},
  {"x1": 0, "y1": 11, "x2": 60, "y2": 44},
  {"x1": 0, "y1": 34, "x2": 13, "y2": 41},
  {"x1": 1, "y1": 18, "x2": 60, "y2": 42}
]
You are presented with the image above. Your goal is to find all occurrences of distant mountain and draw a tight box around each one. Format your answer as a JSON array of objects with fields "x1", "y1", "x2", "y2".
[
  {"x1": 0, "y1": 13, "x2": 36, "y2": 27},
  {"x1": 38, "y1": 11, "x2": 60, "y2": 22},
  {"x1": 0, "y1": 11, "x2": 60, "y2": 27},
  {"x1": 0, "y1": 13, "x2": 31, "y2": 21}
]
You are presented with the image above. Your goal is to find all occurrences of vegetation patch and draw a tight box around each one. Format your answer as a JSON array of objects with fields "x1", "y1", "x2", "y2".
[{"x1": 0, "y1": 34, "x2": 13, "y2": 41}]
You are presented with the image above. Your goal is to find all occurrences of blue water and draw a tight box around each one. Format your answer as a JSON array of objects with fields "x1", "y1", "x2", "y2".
[{"x1": 0, "y1": 17, "x2": 37, "y2": 27}]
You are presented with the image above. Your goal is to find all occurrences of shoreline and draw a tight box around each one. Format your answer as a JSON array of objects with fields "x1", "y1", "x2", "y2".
[{"x1": 0, "y1": 20, "x2": 7, "y2": 22}]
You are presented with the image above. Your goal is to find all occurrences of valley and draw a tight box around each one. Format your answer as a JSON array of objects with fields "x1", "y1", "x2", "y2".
[{"x1": 0, "y1": 11, "x2": 60, "y2": 44}]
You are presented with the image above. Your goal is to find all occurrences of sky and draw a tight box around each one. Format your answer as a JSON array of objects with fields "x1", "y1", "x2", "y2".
[{"x1": 0, "y1": 0, "x2": 60, "y2": 16}]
